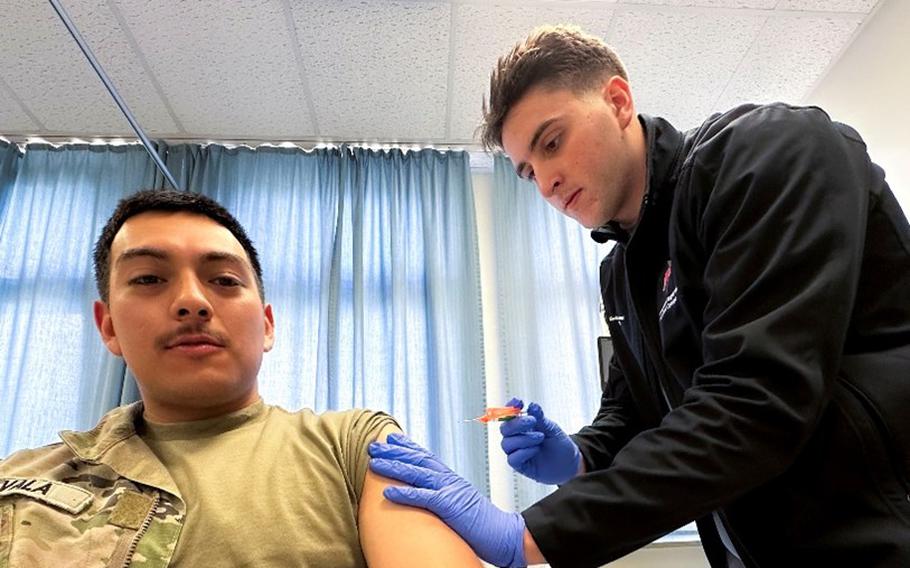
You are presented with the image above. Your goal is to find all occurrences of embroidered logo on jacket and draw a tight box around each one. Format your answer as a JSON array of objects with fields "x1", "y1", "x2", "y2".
[{"x1": 659, "y1": 261, "x2": 677, "y2": 321}]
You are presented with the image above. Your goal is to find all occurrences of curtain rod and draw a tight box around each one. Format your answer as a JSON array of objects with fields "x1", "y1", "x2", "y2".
[{"x1": 48, "y1": 0, "x2": 181, "y2": 190}]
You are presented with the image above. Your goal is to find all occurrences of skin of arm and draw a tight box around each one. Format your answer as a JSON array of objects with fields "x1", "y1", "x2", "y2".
[{"x1": 358, "y1": 426, "x2": 483, "y2": 567}]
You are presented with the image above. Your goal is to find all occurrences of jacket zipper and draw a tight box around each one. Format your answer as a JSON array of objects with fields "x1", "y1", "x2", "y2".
[
  {"x1": 839, "y1": 378, "x2": 910, "y2": 500},
  {"x1": 120, "y1": 492, "x2": 160, "y2": 568}
]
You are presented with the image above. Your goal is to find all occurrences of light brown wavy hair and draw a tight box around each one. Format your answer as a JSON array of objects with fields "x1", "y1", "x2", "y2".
[{"x1": 479, "y1": 25, "x2": 628, "y2": 151}]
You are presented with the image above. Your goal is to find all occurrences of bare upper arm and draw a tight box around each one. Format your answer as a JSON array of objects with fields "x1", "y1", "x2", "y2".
[{"x1": 358, "y1": 426, "x2": 482, "y2": 568}]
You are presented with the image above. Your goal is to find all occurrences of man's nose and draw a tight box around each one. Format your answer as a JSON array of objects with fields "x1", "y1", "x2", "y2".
[
  {"x1": 171, "y1": 277, "x2": 213, "y2": 321},
  {"x1": 536, "y1": 166, "x2": 562, "y2": 198}
]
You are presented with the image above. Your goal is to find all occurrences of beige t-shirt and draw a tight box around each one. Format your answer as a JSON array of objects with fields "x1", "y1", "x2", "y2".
[{"x1": 141, "y1": 399, "x2": 398, "y2": 567}]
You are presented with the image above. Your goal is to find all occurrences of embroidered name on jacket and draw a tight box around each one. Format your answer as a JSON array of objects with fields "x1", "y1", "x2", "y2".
[{"x1": 0, "y1": 477, "x2": 92, "y2": 514}]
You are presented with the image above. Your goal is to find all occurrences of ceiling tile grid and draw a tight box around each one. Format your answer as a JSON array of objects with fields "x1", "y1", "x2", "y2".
[
  {"x1": 777, "y1": 0, "x2": 879, "y2": 13},
  {"x1": 713, "y1": 13, "x2": 863, "y2": 112},
  {"x1": 608, "y1": 7, "x2": 766, "y2": 129},
  {"x1": 0, "y1": 0, "x2": 886, "y2": 145},
  {"x1": 449, "y1": 3, "x2": 618, "y2": 142},
  {"x1": 111, "y1": 0, "x2": 315, "y2": 139},
  {"x1": 619, "y1": 0, "x2": 778, "y2": 8},
  {"x1": 61, "y1": 0, "x2": 181, "y2": 135},
  {"x1": 0, "y1": 0, "x2": 129, "y2": 135},
  {"x1": 291, "y1": 0, "x2": 451, "y2": 142},
  {"x1": 0, "y1": 77, "x2": 40, "y2": 133},
  {"x1": 622, "y1": 0, "x2": 876, "y2": 10}
]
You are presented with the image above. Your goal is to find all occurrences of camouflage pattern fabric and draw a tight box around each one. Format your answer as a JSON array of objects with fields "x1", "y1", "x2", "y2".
[{"x1": 0, "y1": 403, "x2": 185, "y2": 568}]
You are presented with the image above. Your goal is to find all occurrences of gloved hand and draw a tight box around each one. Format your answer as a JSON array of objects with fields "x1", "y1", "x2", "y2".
[
  {"x1": 369, "y1": 433, "x2": 527, "y2": 568},
  {"x1": 500, "y1": 398, "x2": 581, "y2": 485}
]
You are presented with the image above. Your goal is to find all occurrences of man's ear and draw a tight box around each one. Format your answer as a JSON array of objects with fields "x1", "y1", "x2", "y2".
[
  {"x1": 262, "y1": 303, "x2": 276, "y2": 353},
  {"x1": 93, "y1": 300, "x2": 123, "y2": 356},
  {"x1": 602, "y1": 75, "x2": 635, "y2": 129}
]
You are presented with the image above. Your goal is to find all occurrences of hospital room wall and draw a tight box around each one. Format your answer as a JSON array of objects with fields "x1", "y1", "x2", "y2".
[{"x1": 806, "y1": 0, "x2": 910, "y2": 214}]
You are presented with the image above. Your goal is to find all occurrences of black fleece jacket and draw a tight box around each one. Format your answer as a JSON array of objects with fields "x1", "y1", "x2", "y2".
[{"x1": 522, "y1": 103, "x2": 910, "y2": 568}]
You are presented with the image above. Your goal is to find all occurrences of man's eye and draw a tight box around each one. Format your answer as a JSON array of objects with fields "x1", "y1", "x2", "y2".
[
  {"x1": 527, "y1": 170, "x2": 536, "y2": 182},
  {"x1": 545, "y1": 136, "x2": 560, "y2": 153},
  {"x1": 130, "y1": 275, "x2": 163, "y2": 285},
  {"x1": 213, "y1": 276, "x2": 241, "y2": 287}
]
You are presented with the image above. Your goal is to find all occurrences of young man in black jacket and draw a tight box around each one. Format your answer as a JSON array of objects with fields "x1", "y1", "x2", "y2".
[{"x1": 369, "y1": 25, "x2": 910, "y2": 567}]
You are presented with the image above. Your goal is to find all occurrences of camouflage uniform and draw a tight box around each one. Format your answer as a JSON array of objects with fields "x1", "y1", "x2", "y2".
[{"x1": 0, "y1": 403, "x2": 183, "y2": 568}]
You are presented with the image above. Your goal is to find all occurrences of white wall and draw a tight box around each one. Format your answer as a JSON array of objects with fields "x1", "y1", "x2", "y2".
[{"x1": 806, "y1": 0, "x2": 910, "y2": 213}]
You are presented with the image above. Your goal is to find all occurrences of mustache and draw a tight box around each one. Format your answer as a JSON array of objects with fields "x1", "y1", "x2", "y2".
[{"x1": 155, "y1": 324, "x2": 229, "y2": 350}]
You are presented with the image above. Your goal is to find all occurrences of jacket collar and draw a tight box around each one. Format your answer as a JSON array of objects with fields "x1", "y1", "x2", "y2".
[
  {"x1": 59, "y1": 401, "x2": 181, "y2": 498},
  {"x1": 590, "y1": 114, "x2": 687, "y2": 245},
  {"x1": 60, "y1": 401, "x2": 145, "y2": 462}
]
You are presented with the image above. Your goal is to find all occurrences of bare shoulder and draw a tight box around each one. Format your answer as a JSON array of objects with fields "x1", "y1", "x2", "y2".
[{"x1": 358, "y1": 426, "x2": 482, "y2": 568}]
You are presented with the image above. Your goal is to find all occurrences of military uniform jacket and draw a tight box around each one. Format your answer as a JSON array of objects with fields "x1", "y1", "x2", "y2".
[
  {"x1": 1, "y1": 403, "x2": 185, "y2": 568},
  {"x1": 521, "y1": 104, "x2": 910, "y2": 567}
]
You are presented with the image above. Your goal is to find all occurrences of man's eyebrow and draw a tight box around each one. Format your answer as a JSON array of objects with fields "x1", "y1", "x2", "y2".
[
  {"x1": 528, "y1": 118, "x2": 557, "y2": 154},
  {"x1": 514, "y1": 118, "x2": 558, "y2": 179},
  {"x1": 116, "y1": 247, "x2": 168, "y2": 266},
  {"x1": 115, "y1": 248, "x2": 250, "y2": 271},
  {"x1": 200, "y1": 251, "x2": 250, "y2": 269}
]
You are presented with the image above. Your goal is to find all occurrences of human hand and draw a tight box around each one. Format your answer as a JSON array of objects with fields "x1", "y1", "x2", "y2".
[
  {"x1": 500, "y1": 398, "x2": 581, "y2": 485},
  {"x1": 369, "y1": 433, "x2": 526, "y2": 568}
]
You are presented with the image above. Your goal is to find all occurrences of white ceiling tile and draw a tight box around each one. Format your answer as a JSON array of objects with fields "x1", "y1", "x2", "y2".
[
  {"x1": 714, "y1": 14, "x2": 862, "y2": 112},
  {"x1": 61, "y1": 0, "x2": 181, "y2": 136},
  {"x1": 112, "y1": 0, "x2": 315, "y2": 139},
  {"x1": 0, "y1": 1, "x2": 130, "y2": 135},
  {"x1": 450, "y1": 3, "x2": 618, "y2": 142},
  {"x1": 776, "y1": 0, "x2": 879, "y2": 13},
  {"x1": 291, "y1": 0, "x2": 450, "y2": 142},
  {"x1": 621, "y1": 0, "x2": 777, "y2": 8},
  {"x1": 0, "y1": 106, "x2": 38, "y2": 134},
  {"x1": 0, "y1": 81, "x2": 41, "y2": 133},
  {"x1": 610, "y1": 7, "x2": 766, "y2": 129},
  {"x1": 0, "y1": 0, "x2": 888, "y2": 145}
]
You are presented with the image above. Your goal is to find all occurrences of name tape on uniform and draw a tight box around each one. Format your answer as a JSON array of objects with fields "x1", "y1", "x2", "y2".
[{"x1": 0, "y1": 477, "x2": 92, "y2": 514}]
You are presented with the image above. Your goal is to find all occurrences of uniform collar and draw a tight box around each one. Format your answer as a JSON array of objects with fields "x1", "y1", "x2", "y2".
[{"x1": 60, "y1": 401, "x2": 145, "y2": 462}]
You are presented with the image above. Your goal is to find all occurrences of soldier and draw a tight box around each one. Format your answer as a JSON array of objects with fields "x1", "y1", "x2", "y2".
[{"x1": 0, "y1": 189, "x2": 480, "y2": 567}]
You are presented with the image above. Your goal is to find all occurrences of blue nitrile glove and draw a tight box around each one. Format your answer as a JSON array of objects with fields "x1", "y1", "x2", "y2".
[
  {"x1": 500, "y1": 398, "x2": 581, "y2": 485},
  {"x1": 369, "y1": 433, "x2": 527, "y2": 568}
]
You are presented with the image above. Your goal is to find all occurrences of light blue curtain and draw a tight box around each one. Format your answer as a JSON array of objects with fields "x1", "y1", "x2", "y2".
[
  {"x1": 0, "y1": 142, "x2": 488, "y2": 491},
  {"x1": 489, "y1": 154, "x2": 610, "y2": 509},
  {"x1": 162, "y1": 144, "x2": 488, "y2": 488},
  {"x1": 0, "y1": 141, "x2": 19, "y2": 215},
  {"x1": 0, "y1": 144, "x2": 156, "y2": 456}
]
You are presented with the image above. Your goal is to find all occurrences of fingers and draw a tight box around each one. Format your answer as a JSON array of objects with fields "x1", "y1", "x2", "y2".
[
  {"x1": 382, "y1": 485, "x2": 438, "y2": 510},
  {"x1": 499, "y1": 415, "x2": 537, "y2": 437},
  {"x1": 369, "y1": 435, "x2": 448, "y2": 473},
  {"x1": 386, "y1": 432, "x2": 430, "y2": 453},
  {"x1": 370, "y1": 458, "x2": 443, "y2": 489},
  {"x1": 506, "y1": 447, "x2": 540, "y2": 471},
  {"x1": 504, "y1": 397, "x2": 524, "y2": 410},
  {"x1": 501, "y1": 431, "x2": 543, "y2": 454},
  {"x1": 527, "y1": 402, "x2": 562, "y2": 437}
]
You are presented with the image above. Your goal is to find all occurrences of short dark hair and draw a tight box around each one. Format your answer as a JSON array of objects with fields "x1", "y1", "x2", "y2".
[
  {"x1": 93, "y1": 189, "x2": 265, "y2": 302},
  {"x1": 480, "y1": 25, "x2": 628, "y2": 151}
]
